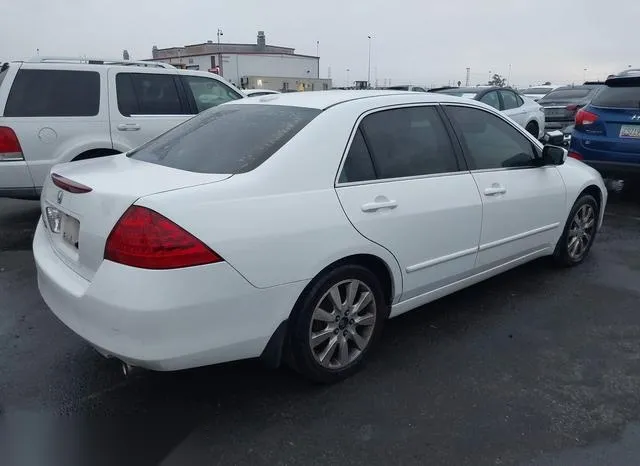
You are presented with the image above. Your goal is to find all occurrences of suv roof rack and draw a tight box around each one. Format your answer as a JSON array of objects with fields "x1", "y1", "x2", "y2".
[{"x1": 26, "y1": 56, "x2": 175, "y2": 69}]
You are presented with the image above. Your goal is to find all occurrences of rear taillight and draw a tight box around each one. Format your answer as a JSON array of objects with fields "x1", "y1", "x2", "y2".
[
  {"x1": 568, "y1": 151, "x2": 583, "y2": 160},
  {"x1": 575, "y1": 108, "x2": 599, "y2": 126},
  {"x1": 51, "y1": 173, "x2": 93, "y2": 193},
  {"x1": 104, "y1": 206, "x2": 223, "y2": 269},
  {"x1": 0, "y1": 126, "x2": 24, "y2": 162}
]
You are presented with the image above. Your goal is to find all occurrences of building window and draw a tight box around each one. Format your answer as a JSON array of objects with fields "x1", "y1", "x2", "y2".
[{"x1": 188, "y1": 58, "x2": 194, "y2": 64}]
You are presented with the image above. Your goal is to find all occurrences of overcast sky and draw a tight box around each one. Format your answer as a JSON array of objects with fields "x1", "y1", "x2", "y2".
[{"x1": 1, "y1": 0, "x2": 637, "y2": 88}]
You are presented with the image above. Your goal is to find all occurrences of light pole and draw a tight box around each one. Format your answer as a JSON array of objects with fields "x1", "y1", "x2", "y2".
[
  {"x1": 316, "y1": 41, "x2": 320, "y2": 78},
  {"x1": 346, "y1": 68, "x2": 350, "y2": 88},
  {"x1": 217, "y1": 28, "x2": 224, "y2": 76},
  {"x1": 583, "y1": 67, "x2": 587, "y2": 82},
  {"x1": 367, "y1": 35, "x2": 372, "y2": 89}
]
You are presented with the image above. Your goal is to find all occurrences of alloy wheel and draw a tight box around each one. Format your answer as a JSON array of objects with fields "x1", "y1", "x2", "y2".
[
  {"x1": 567, "y1": 203, "x2": 596, "y2": 260},
  {"x1": 308, "y1": 279, "x2": 377, "y2": 369}
]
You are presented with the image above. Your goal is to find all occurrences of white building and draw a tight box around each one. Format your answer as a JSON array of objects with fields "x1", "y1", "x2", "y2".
[{"x1": 149, "y1": 31, "x2": 330, "y2": 91}]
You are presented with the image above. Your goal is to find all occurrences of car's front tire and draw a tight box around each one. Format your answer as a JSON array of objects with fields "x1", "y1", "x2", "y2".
[
  {"x1": 287, "y1": 264, "x2": 387, "y2": 383},
  {"x1": 525, "y1": 121, "x2": 539, "y2": 138},
  {"x1": 553, "y1": 194, "x2": 599, "y2": 267}
]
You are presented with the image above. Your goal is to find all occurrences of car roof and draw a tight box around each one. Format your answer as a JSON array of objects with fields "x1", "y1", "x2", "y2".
[
  {"x1": 549, "y1": 85, "x2": 601, "y2": 91},
  {"x1": 224, "y1": 90, "x2": 488, "y2": 110},
  {"x1": 227, "y1": 90, "x2": 455, "y2": 109}
]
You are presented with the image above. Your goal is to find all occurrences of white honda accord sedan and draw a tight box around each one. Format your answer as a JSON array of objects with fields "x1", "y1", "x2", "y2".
[{"x1": 34, "y1": 91, "x2": 607, "y2": 383}]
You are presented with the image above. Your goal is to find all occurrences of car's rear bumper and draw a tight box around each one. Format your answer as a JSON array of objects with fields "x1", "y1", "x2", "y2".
[
  {"x1": 0, "y1": 161, "x2": 38, "y2": 199},
  {"x1": 33, "y1": 220, "x2": 307, "y2": 371}
]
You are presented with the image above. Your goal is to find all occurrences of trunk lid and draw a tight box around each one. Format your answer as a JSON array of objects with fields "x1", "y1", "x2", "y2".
[{"x1": 40, "y1": 154, "x2": 231, "y2": 280}]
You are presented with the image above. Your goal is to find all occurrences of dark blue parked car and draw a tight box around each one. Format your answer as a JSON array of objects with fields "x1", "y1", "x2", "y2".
[{"x1": 569, "y1": 71, "x2": 640, "y2": 180}]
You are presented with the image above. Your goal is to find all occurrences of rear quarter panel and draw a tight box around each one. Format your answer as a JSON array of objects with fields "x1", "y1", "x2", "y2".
[{"x1": 137, "y1": 104, "x2": 404, "y2": 295}]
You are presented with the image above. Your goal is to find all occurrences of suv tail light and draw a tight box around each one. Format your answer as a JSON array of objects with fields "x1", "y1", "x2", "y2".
[
  {"x1": 105, "y1": 206, "x2": 223, "y2": 269},
  {"x1": 575, "y1": 108, "x2": 599, "y2": 126},
  {"x1": 0, "y1": 126, "x2": 24, "y2": 162},
  {"x1": 51, "y1": 173, "x2": 93, "y2": 193}
]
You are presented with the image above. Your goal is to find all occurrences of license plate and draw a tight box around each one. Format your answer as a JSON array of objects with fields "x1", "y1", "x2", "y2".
[
  {"x1": 620, "y1": 125, "x2": 640, "y2": 138},
  {"x1": 62, "y1": 215, "x2": 80, "y2": 249},
  {"x1": 544, "y1": 108, "x2": 564, "y2": 117}
]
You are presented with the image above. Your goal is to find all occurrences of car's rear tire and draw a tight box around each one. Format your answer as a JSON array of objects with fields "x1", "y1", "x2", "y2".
[
  {"x1": 553, "y1": 194, "x2": 599, "y2": 267},
  {"x1": 287, "y1": 264, "x2": 388, "y2": 384},
  {"x1": 525, "y1": 121, "x2": 539, "y2": 138}
]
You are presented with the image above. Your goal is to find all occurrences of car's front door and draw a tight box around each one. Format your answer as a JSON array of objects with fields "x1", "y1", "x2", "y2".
[
  {"x1": 108, "y1": 69, "x2": 191, "y2": 151},
  {"x1": 443, "y1": 104, "x2": 566, "y2": 268},
  {"x1": 335, "y1": 105, "x2": 483, "y2": 301}
]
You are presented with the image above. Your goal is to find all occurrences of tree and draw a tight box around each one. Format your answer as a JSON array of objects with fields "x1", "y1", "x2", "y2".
[{"x1": 488, "y1": 73, "x2": 506, "y2": 87}]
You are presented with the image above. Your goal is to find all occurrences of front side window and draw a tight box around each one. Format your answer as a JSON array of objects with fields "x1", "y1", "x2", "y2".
[
  {"x1": 116, "y1": 73, "x2": 186, "y2": 116},
  {"x1": 358, "y1": 106, "x2": 459, "y2": 179},
  {"x1": 4, "y1": 69, "x2": 100, "y2": 117},
  {"x1": 445, "y1": 106, "x2": 537, "y2": 170},
  {"x1": 480, "y1": 91, "x2": 500, "y2": 110},
  {"x1": 499, "y1": 90, "x2": 521, "y2": 110},
  {"x1": 128, "y1": 104, "x2": 320, "y2": 174},
  {"x1": 182, "y1": 75, "x2": 242, "y2": 112}
]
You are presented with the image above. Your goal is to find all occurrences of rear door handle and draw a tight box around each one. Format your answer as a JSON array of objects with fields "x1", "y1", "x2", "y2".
[
  {"x1": 361, "y1": 200, "x2": 398, "y2": 212},
  {"x1": 484, "y1": 185, "x2": 507, "y2": 196},
  {"x1": 117, "y1": 123, "x2": 141, "y2": 131}
]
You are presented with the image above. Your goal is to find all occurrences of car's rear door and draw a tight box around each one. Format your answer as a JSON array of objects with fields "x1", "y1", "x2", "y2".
[
  {"x1": 499, "y1": 89, "x2": 527, "y2": 126},
  {"x1": 108, "y1": 68, "x2": 191, "y2": 152},
  {"x1": 443, "y1": 104, "x2": 566, "y2": 269},
  {"x1": 335, "y1": 105, "x2": 482, "y2": 301}
]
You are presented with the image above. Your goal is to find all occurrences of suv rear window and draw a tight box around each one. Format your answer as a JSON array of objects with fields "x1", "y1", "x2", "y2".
[
  {"x1": 592, "y1": 86, "x2": 640, "y2": 109},
  {"x1": 4, "y1": 69, "x2": 100, "y2": 117},
  {"x1": 128, "y1": 104, "x2": 320, "y2": 174}
]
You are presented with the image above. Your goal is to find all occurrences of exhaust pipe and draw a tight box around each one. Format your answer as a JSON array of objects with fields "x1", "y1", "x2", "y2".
[{"x1": 121, "y1": 362, "x2": 143, "y2": 377}]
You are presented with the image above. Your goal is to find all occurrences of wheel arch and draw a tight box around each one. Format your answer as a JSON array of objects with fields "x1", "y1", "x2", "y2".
[{"x1": 71, "y1": 148, "x2": 121, "y2": 161}]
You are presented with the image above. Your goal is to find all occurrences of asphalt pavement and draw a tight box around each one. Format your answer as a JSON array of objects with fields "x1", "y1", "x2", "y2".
[{"x1": 1, "y1": 189, "x2": 640, "y2": 466}]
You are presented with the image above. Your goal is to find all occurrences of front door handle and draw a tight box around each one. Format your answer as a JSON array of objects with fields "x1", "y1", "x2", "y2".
[
  {"x1": 484, "y1": 185, "x2": 507, "y2": 196},
  {"x1": 117, "y1": 123, "x2": 141, "y2": 131},
  {"x1": 361, "y1": 199, "x2": 398, "y2": 212}
]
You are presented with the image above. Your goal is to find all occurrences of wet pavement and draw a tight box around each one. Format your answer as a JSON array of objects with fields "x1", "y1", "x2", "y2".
[{"x1": 1, "y1": 188, "x2": 639, "y2": 466}]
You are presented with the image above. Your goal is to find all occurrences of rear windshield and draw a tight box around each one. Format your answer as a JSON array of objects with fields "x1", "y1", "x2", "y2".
[
  {"x1": 386, "y1": 86, "x2": 409, "y2": 91},
  {"x1": 540, "y1": 88, "x2": 592, "y2": 101},
  {"x1": 591, "y1": 86, "x2": 640, "y2": 109},
  {"x1": 525, "y1": 87, "x2": 552, "y2": 94},
  {"x1": 128, "y1": 104, "x2": 321, "y2": 174}
]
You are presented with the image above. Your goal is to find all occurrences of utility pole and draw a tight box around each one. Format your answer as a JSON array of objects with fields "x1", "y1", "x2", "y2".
[
  {"x1": 316, "y1": 41, "x2": 320, "y2": 78},
  {"x1": 465, "y1": 67, "x2": 470, "y2": 86},
  {"x1": 367, "y1": 35, "x2": 372, "y2": 89},
  {"x1": 346, "y1": 68, "x2": 350, "y2": 88},
  {"x1": 507, "y1": 64, "x2": 512, "y2": 86},
  {"x1": 217, "y1": 28, "x2": 224, "y2": 76}
]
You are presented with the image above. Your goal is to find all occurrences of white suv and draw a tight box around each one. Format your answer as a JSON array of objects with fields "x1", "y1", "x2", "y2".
[{"x1": 0, "y1": 57, "x2": 244, "y2": 199}]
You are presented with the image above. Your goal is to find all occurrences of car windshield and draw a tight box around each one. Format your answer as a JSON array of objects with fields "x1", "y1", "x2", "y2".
[
  {"x1": 591, "y1": 86, "x2": 640, "y2": 108},
  {"x1": 128, "y1": 104, "x2": 321, "y2": 174},
  {"x1": 540, "y1": 88, "x2": 593, "y2": 101}
]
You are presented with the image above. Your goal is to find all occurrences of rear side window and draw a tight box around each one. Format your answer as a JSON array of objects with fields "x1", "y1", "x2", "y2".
[
  {"x1": 128, "y1": 104, "x2": 320, "y2": 174},
  {"x1": 592, "y1": 86, "x2": 640, "y2": 108},
  {"x1": 116, "y1": 73, "x2": 186, "y2": 116},
  {"x1": 499, "y1": 90, "x2": 520, "y2": 110},
  {"x1": 339, "y1": 129, "x2": 376, "y2": 183},
  {"x1": 4, "y1": 69, "x2": 100, "y2": 117},
  {"x1": 359, "y1": 106, "x2": 459, "y2": 179}
]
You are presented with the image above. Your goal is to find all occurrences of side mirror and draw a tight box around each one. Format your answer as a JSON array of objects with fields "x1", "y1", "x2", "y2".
[
  {"x1": 541, "y1": 130, "x2": 564, "y2": 146},
  {"x1": 542, "y1": 145, "x2": 567, "y2": 166}
]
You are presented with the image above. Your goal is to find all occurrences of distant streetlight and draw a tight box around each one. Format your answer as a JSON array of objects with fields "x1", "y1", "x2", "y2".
[
  {"x1": 316, "y1": 40, "x2": 320, "y2": 78},
  {"x1": 583, "y1": 67, "x2": 588, "y2": 82},
  {"x1": 367, "y1": 35, "x2": 372, "y2": 89},
  {"x1": 346, "y1": 68, "x2": 350, "y2": 88},
  {"x1": 217, "y1": 28, "x2": 224, "y2": 76}
]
